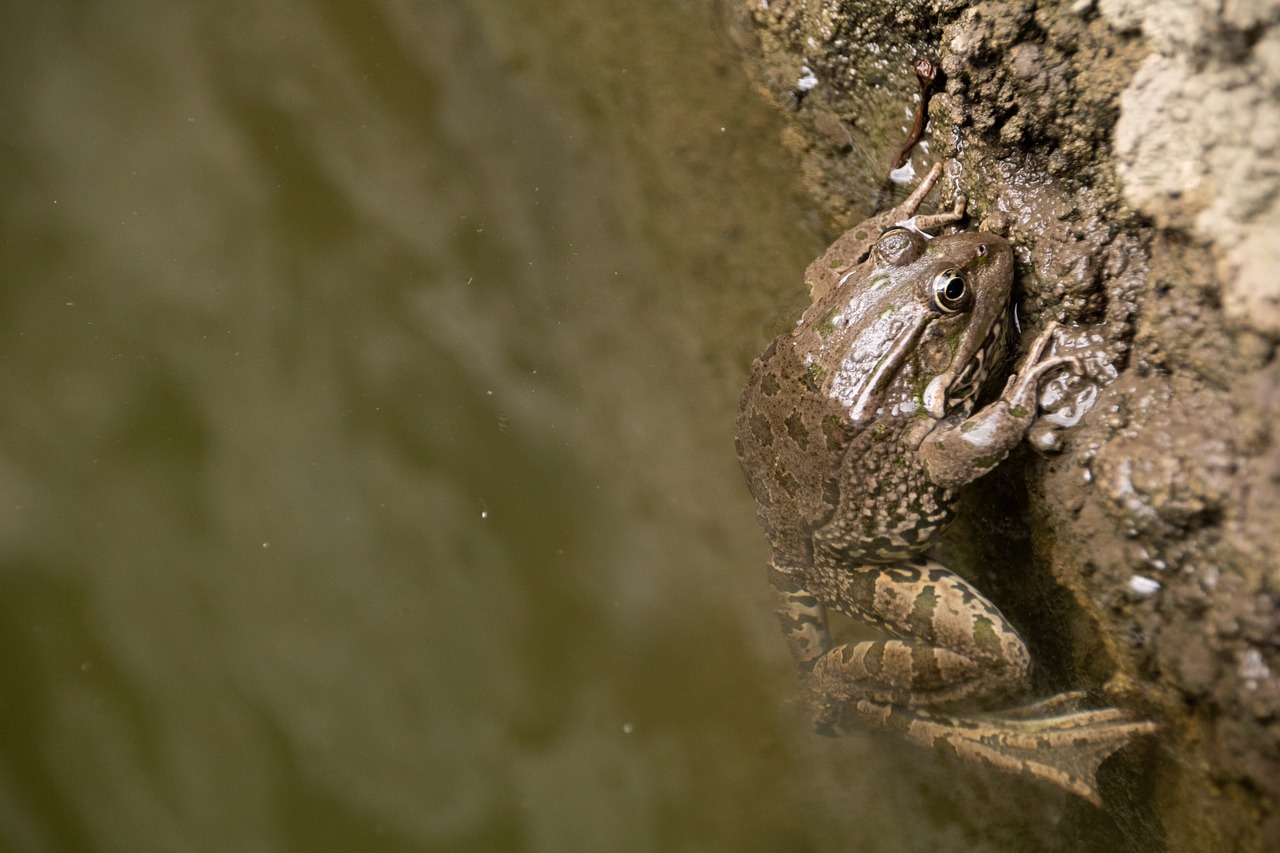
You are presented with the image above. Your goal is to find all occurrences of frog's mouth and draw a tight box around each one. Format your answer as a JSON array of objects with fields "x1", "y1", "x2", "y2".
[
  {"x1": 922, "y1": 310, "x2": 1005, "y2": 419},
  {"x1": 924, "y1": 362, "x2": 968, "y2": 419}
]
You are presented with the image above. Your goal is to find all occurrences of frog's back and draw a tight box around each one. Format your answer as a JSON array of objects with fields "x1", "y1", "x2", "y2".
[
  {"x1": 735, "y1": 334, "x2": 851, "y2": 567},
  {"x1": 737, "y1": 331, "x2": 959, "y2": 568}
]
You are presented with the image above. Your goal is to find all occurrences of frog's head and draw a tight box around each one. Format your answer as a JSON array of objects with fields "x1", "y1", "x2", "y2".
[
  {"x1": 812, "y1": 226, "x2": 1013, "y2": 426},
  {"x1": 913, "y1": 230, "x2": 1013, "y2": 419}
]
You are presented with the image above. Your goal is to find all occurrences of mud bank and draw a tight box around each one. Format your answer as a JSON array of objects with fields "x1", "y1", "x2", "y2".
[{"x1": 725, "y1": 1, "x2": 1280, "y2": 849}]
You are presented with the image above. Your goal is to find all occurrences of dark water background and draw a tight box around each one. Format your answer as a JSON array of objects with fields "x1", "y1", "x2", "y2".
[{"x1": 0, "y1": 1, "x2": 1138, "y2": 850}]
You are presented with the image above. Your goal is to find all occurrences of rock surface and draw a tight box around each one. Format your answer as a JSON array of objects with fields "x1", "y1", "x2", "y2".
[{"x1": 727, "y1": 0, "x2": 1280, "y2": 848}]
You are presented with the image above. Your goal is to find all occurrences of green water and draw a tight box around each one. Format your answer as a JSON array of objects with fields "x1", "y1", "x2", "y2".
[{"x1": 0, "y1": 1, "x2": 1145, "y2": 850}]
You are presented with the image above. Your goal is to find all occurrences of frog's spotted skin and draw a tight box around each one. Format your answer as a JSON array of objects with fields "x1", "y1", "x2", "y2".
[{"x1": 736, "y1": 164, "x2": 1156, "y2": 806}]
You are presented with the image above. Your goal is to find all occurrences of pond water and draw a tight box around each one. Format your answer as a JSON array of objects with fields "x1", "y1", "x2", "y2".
[{"x1": 0, "y1": 2, "x2": 1148, "y2": 850}]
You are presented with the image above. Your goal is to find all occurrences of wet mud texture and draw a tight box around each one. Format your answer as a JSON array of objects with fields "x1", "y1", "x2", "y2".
[{"x1": 725, "y1": 1, "x2": 1280, "y2": 850}]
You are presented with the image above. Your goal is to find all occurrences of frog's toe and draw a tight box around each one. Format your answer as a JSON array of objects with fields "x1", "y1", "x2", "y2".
[
  {"x1": 1026, "y1": 353, "x2": 1081, "y2": 384},
  {"x1": 1026, "y1": 320, "x2": 1062, "y2": 360}
]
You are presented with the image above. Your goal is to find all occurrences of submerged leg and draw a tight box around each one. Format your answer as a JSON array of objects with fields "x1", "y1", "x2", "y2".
[
  {"x1": 770, "y1": 555, "x2": 1158, "y2": 806},
  {"x1": 846, "y1": 700, "x2": 1159, "y2": 807}
]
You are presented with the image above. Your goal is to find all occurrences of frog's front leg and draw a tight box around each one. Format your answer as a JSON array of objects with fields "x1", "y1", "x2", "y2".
[
  {"x1": 919, "y1": 322, "x2": 1081, "y2": 489},
  {"x1": 778, "y1": 557, "x2": 1030, "y2": 712}
]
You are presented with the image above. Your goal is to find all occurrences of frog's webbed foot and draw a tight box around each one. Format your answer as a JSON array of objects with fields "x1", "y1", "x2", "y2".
[
  {"x1": 927, "y1": 705, "x2": 1158, "y2": 807},
  {"x1": 990, "y1": 690, "x2": 1088, "y2": 719},
  {"x1": 825, "y1": 698, "x2": 1159, "y2": 806}
]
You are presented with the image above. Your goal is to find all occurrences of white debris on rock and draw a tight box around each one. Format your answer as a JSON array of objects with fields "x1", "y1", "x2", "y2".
[
  {"x1": 796, "y1": 65, "x2": 819, "y2": 93},
  {"x1": 1128, "y1": 574, "x2": 1162, "y2": 596}
]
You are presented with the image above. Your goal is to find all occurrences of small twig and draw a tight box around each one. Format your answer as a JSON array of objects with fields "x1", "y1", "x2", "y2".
[
  {"x1": 873, "y1": 58, "x2": 940, "y2": 213},
  {"x1": 891, "y1": 58, "x2": 938, "y2": 170}
]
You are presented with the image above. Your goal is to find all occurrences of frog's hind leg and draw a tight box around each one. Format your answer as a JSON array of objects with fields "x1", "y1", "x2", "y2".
[
  {"x1": 811, "y1": 637, "x2": 1010, "y2": 710},
  {"x1": 769, "y1": 565, "x2": 831, "y2": 670},
  {"x1": 800, "y1": 556, "x2": 1031, "y2": 708}
]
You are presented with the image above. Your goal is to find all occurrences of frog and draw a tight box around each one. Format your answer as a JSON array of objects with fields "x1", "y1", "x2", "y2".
[{"x1": 735, "y1": 163, "x2": 1156, "y2": 806}]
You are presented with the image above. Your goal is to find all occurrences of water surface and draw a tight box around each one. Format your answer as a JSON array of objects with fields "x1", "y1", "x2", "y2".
[{"x1": 0, "y1": 1, "x2": 1124, "y2": 850}]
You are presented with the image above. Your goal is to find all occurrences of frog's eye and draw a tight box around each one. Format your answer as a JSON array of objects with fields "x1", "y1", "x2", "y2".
[
  {"x1": 931, "y1": 269, "x2": 971, "y2": 314},
  {"x1": 874, "y1": 227, "x2": 924, "y2": 266}
]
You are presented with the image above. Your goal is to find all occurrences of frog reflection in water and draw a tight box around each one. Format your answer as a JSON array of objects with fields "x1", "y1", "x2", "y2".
[{"x1": 736, "y1": 164, "x2": 1155, "y2": 805}]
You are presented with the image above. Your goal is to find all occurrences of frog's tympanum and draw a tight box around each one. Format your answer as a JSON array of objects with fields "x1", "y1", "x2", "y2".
[{"x1": 736, "y1": 164, "x2": 1156, "y2": 806}]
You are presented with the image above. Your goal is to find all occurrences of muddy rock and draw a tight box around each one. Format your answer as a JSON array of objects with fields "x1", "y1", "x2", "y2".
[
  {"x1": 1106, "y1": 0, "x2": 1280, "y2": 336},
  {"x1": 727, "y1": 0, "x2": 1280, "y2": 848}
]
